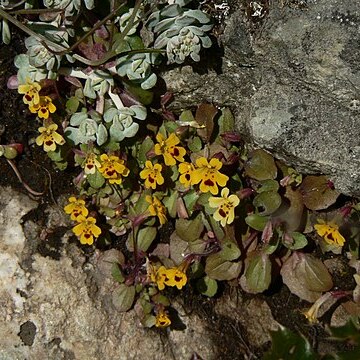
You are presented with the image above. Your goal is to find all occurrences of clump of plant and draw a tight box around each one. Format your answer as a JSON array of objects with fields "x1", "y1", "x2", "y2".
[
  {"x1": 3, "y1": 0, "x2": 360, "y2": 332},
  {"x1": 265, "y1": 318, "x2": 360, "y2": 359}
]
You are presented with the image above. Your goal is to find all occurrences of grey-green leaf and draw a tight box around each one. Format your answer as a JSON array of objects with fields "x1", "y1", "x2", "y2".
[
  {"x1": 196, "y1": 276, "x2": 218, "y2": 297},
  {"x1": 112, "y1": 284, "x2": 136, "y2": 312},
  {"x1": 245, "y1": 253, "x2": 272, "y2": 293}
]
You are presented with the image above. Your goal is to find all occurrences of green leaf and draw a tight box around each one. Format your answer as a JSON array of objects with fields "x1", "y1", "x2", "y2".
[
  {"x1": 54, "y1": 161, "x2": 68, "y2": 170},
  {"x1": 152, "y1": 294, "x2": 171, "y2": 307},
  {"x1": 47, "y1": 148, "x2": 64, "y2": 162},
  {"x1": 113, "y1": 34, "x2": 132, "y2": 54},
  {"x1": 208, "y1": 214, "x2": 225, "y2": 241},
  {"x1": 263, "y1": 236, "x2": 280, "y2": 255},
  {"x1": 245, "y1": 252, "x2": 272, "y2": 293},
  {"x1": 112, "y1": 284, "x2": 136, "y2": 312},
  {"x1": 176, "y1": 213, "x2": 204, "y2": 242},
  {"x1": 188, "y1": 136, "x2": 203, "y2": 152},
  {"x1": 169, "y1": 231, "x2": 189, "y2": 264},
  {"x1": 244, "y1": 149, "x2": 277, "y2": 181},
  {"x1": 66, "y1": 96, "x2": 80, "y2": 113},
  {"x1": 163, "y1": 190, "x2": 178, "y2": 218},
  {"x1": 196, "y1": 276, "x2": 218, "y2": 297},
  {"x1": 183, "y1": 190, "x2": 199, "y2": 215},
  {"x1": 245, "y1": 214, "x2": 269, "y2": 231},
  {"x1": 87, "y1": 169, "x2": 105, "y2": 189},
  {"x1": 111, "y1": 263, "x2": 125, "y2": 283},
  {"x1": 138, "y1": 137, "x2": 154, "y2": 164},
  {"x1": 328, "y1": 318, "x2": 360, "y2": 343},
  {"x1": 218, "y1": 107, "x2": 235, "y2": 134},
  {"x1": 258, "y1": 179, "x2": 279, "y2": 193},
  {"x1": 127, "y1": 35, "x2": 144, "y2": 50},
  {"x1": 284, "y1": 232, "x2": 308, "y2": 250},
  {"x1": 143, "y1": 314, "x2": 156, "y2": 328},
  {"x1": 137, "y1": 226, "x2": 157, "y2": 252},
  {"x1": 129, "y1": 193, "x2": 149, "y2": 216},
  {"x1": 188, "y1": 238, "x2": 207, "y2": 254},
  {"x1": 179, "y1": 109, "x2": 195, "y2": 123},
  {"x1": 253, "y1": 191, "x2": 282, "y2": 215},
  {"x1": 124, "y1": 82, "x2": 153, "y2": 105},
  {"x1": 220, "y1": 241, "x2": 241, "y2": 261},
  {"x1": 164, "y1": 121, "x2": 178, "y2": 134},
  {"x1": 264, "y1": 326, "x2": 317, "y2": 360},
  {"x1": 205, "y1": 253, "x2": 241, "y2": 281},
  {"x1": 2, "y1": 19, "x2": 11, "y2": 45}
]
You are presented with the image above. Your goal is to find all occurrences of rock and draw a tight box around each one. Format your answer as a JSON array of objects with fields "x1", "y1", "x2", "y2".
[
  {"x1": 0, "y1": 185, "x2": 206, "y2": 359},
  {"x1": 0, "y1": 187, "x2": 37, "y2": 359},
  {"x1": 163, "y1": 0, "x2": 360, "y2": 197},
  {"x1": 1, "y1": 186, "x2": 260, "y2": 359},
  {"x1": 215, "y1": 294, "x2": 280, "y2": 349}
]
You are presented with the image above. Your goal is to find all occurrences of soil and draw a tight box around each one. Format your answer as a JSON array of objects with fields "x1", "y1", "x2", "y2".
[{"x1": 0, "y1": 31, "x2": 357, "y2": 360}]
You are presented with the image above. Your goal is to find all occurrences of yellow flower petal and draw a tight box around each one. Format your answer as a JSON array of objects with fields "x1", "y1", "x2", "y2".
[{"x1": 314, "y1": 220, "x2": 345, "y2": 247}]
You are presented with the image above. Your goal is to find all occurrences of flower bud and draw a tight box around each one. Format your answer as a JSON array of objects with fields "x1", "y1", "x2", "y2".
[
  {"x1": 238, "y1": 188, "x2": 254, "y2": 199},
  {"x1": 3, "y1": 144, "x2": 23, "y2": 159},
  {"x1": 221, "y1": 131, "x2": 242, "y2": 143}
]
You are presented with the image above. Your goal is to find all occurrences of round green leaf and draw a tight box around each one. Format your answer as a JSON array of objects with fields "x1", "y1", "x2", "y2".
[
  {"x1": 253, "y1": 191, "x2": 282, "y2": 215},
  {"x1": 258, "y1": 179, "x2": 279, "y2": 193},
  {"x1": 205, "y1": 254, "x2": 241, "y2": 281},
  {"x1": 176, "y1": 214, "x2": 204, "y2": 242},
  {"x1": 220, "y1": 241, "x2": 241, "y2": 261},
  {"x1": 284, "y1": 232, "x2": 308, "y2": 250},
  {"x1": 87, "y1": 169, "x2": 105, "y2": 189},
  {"x1": 112, "y1": 284, "x2": 135, "y2": 312},
  {"x1": 245, "y1": 214, "x2": 269, "y2": 231},
  {"x1": 244, "y1": 149, "x2": 277, "y2": 181},
  {"x1": 196, "y1": 276, "x2": 218, "y2": 297}
]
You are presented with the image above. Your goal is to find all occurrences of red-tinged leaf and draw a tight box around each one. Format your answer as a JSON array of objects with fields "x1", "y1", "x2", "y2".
[
  {"x1": 300, "y1": 175, "x2": 339, "y2": 210},
  {"x1": 244, "y1": 149, "x2": 277, "y2": 181},
  {"x1": 195, "y1": 103, "x2": 218, "y2": 142}
]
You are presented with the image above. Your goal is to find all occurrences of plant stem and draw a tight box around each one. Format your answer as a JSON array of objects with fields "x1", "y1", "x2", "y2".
[{"x1": 6, "y1": 159, "x2": 44, "y2": 197}]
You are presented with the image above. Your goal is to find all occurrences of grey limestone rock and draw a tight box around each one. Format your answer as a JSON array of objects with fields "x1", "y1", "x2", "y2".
[{"x1": 162, "y1": 0, "x2": 360, "y2": 197}]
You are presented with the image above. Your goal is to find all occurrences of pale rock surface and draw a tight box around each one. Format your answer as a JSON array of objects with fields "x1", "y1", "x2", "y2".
[{"x1": 1, "y1": 187, "x2": 279, "y2": 359}]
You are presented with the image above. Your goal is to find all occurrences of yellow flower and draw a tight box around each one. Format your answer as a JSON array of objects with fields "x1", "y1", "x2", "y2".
[
  {"x1": 155, "y1": 309, "x2": 171, "y2": 328},
  {"x1": 154, "y1": 133, "x2": 186, "y2": 166},
  {"x1": 146, "y1": 195, "x2": 167, "y2": 225},
  {"x1": 154, "y1": 265, "x2": 169, "y2": 290},
  {"x1": 150, "y1": 265, "x2": 187, "y2": 290},
  {"x1": 18, "y1": 79, "x2": 41, "y2": 106},
  {"x1": 314, "y1": 220, "x2": 345, "y2": 247},
  {"x1": 29, "y1": 95, "x2": 56, "y2": 119},
  {"x1": 178, "y1": 162, "x2": 195, "y2": 188},
  {"x1": 140, "y1": 161, "x2": 164, "y2": 189},
  {"x1": 209, "y1": 187, "x2": 240, "y2": 227},
  {"x1": 302, "y1": 292, "x2": 332, "y2": 325},
  {"x1": 191, "y1": 157, "x2": 229, "y2": 195},
  {"x1": 98, "y1": 154, "x2": 130, "y2": 184},
  {"x1": 83, "y1": 153, "x2": 101, "y2": 175},
  {"x1": 36, "y1": 123, "x2": 65, "y2": 152},
  {"x1": 164, "y1": 267, "x2": 187, "y2": 290},
  {"x1": 64, "y1": 196, "x2": 89, "y2": 221},
  {"x1": 72, "y1": 215, "x2": 101, "y2": 245}
]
